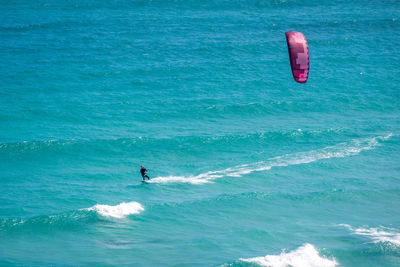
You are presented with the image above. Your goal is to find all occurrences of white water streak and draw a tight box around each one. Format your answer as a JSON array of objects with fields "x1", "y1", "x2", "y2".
[{"x1": 149, "y1": 134, "x2": 392, "y2": 184}]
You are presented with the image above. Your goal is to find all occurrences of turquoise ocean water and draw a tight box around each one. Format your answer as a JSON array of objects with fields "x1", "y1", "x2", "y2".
[{"x1": 1, "y1": 0, "x2": 400, "y2": 266}]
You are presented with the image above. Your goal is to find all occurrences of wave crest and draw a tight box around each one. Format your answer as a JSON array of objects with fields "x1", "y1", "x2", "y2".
[
  {"x1": 0, "y1": 201, "x2": 144, "y2": 231},
  {"x1": 339, "y1": 224, "x2": 400, "y2": 246},
  {"x1": 240, "y1": 243, "x2": 338, "y2": 267},
  {"x1": 86, "y1": 201, "x2": 144, "y2": 219}
]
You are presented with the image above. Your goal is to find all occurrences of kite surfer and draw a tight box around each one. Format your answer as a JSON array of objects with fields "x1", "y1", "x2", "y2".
[{"x1": 140, "y1": 165, "x2": 150, "y2": 181}]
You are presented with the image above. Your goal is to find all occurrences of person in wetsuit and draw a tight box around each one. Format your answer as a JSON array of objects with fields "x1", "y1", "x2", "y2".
[{"x1": 140, "y1": 165, "x2": 150, "y2": 180}]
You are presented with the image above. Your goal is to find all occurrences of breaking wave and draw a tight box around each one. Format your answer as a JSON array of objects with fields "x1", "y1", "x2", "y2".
[
  {"x1": 149, "y1": 134, "x2": 392, "y2": 184},
  {"x1": 339, "y1": 224, "x2": 400, "y2": 246},
  {"x1": 0, "y1": 201, "x2": 144, "y2": 232},
  {"x1": 86, "y1": 201, "x2": 144, "y2": 219},
  {"x1": 239, "y1": 243, "x2": 338, "y2": 267}
]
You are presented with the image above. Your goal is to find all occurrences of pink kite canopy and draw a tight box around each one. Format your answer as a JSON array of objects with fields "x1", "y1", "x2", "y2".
[{"x1": 285, "y1": 31, "x2": 309, "y2": 83}]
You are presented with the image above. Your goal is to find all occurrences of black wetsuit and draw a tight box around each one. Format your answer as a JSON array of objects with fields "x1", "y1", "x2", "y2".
[{"x1": 140, "y1": 168, "x2": 150, "y2": 180}]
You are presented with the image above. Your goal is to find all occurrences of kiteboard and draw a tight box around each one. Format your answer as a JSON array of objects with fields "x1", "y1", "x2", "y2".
[{"x1": 141, "y1": 180, "x2": 150, "y2": 183}]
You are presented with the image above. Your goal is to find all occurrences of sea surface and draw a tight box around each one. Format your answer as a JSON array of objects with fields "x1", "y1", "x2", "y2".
[{"x1": 1, "y1": 0, "x2": 400, "y2": 266}]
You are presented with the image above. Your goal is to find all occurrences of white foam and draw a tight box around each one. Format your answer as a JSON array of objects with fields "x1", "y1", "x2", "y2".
[
  {"x1": 240, "y1": 243, "x2": 338, "y2": 267},
  {"x1": 87, "y1": 201, "x2": 144, "y2": 219},
  {"x1": 149, "y1": 134, "x2": 392, "y2": 184},
  {"x1": 147, "y1": 175, "x2": 210, "y2": 184},
  {"x1": 339, "y1": 224, "x2": 400, "y2": 246}
]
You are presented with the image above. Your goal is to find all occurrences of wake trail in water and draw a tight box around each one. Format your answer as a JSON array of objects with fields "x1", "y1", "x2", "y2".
[{"x1": 149, "y1": 134, "x2": 392, "y2": 184}]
